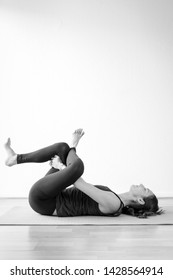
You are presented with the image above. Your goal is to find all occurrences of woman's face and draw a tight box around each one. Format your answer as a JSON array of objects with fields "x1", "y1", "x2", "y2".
[{"x1": 130, "y1": 184, "x2": 154, "y2": 198}]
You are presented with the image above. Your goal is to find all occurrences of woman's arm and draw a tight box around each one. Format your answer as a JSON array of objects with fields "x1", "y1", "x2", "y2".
[
  {"x1": 50, "y1": 152, "x2": 121, "y2": 214},
  {"x1": 73, "y1": 177, "x2": 121, "y2": 214}
]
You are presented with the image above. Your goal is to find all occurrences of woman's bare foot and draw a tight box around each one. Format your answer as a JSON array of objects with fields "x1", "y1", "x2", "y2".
[
  {"x1": 4, "y1": 138, "x2": 17, "y2": 166},
  {"x1": 71, "y1": 128, "x2": 85, "y2": 148},
  {"x1": 50, "y1": 155, "x2": 66, "y2": 170}
]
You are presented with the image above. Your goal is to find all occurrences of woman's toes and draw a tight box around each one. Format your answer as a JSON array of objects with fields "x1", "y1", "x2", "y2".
[
  {"x1": 4, "y1": 138, "x2": 10, "y2": 148},
  {"x1": 79, "y1": 129, "x2": 84, "y2": 137}
]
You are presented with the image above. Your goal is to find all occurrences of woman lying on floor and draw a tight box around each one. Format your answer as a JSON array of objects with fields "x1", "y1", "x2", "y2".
[{"x1": 4, "y1": 129, "x2": 162, "y2": 218}]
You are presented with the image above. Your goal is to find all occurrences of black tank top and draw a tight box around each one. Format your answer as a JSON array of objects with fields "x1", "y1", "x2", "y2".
[{"x1": 55, "y1": 185, "x2": 124, "y2": 217}]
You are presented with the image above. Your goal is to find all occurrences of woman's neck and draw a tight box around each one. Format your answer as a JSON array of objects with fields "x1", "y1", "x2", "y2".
[{"x1": 118, "y1": 192, "x2": 133, "y2": 207}]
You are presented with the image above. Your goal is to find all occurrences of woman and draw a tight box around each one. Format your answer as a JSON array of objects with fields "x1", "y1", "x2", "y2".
[{"x1": 4, "y1": 129, "x2": 161, "y2": 218}]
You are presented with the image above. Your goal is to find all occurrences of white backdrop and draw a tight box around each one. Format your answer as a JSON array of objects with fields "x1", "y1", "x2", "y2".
[{"x1": 0, "y1": 0, "x2": 173, "y2": 197}]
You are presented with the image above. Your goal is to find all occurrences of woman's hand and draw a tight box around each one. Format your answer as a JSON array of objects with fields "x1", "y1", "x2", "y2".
[{"x1": 50, "y1": 155, "x2": 66, "y2": 170}]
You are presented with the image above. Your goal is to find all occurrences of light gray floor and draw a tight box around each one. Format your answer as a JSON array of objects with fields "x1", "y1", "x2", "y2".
[{"x1": 0, "y1": 198, "x2": 173, "y2": 260}]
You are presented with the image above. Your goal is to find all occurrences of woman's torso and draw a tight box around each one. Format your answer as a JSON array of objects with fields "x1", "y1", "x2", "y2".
[{"x1": 55, "y1": 185, "x2": 124, "y2": 217}]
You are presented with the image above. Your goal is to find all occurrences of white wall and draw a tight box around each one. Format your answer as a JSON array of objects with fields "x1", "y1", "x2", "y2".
[{"x1": 0, "y1": 0, "x2": 173, "y2": 197}]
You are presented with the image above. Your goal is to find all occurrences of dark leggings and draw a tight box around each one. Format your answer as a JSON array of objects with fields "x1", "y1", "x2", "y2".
[{"x1": 17, "y1": 142, "x2": 84, "y2": 215}]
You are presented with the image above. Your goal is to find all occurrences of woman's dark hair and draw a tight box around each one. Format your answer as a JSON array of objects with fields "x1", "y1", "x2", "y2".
[{"x1": 122, "y1": 194, "x2": 164, "y2": 218}]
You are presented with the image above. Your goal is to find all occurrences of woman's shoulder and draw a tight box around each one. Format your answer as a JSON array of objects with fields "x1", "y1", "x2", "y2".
[{"x1": 98, "y1": 191, "x2": 123, "y2": 215}]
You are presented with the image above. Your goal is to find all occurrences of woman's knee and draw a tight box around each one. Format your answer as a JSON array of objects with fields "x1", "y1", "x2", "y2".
[
  {"x1": 53, "y1": 142, "x2": 70, "y2": 164},
  {"x1": 53, "y1": 142, "x2": 69, "y2": 153}
]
